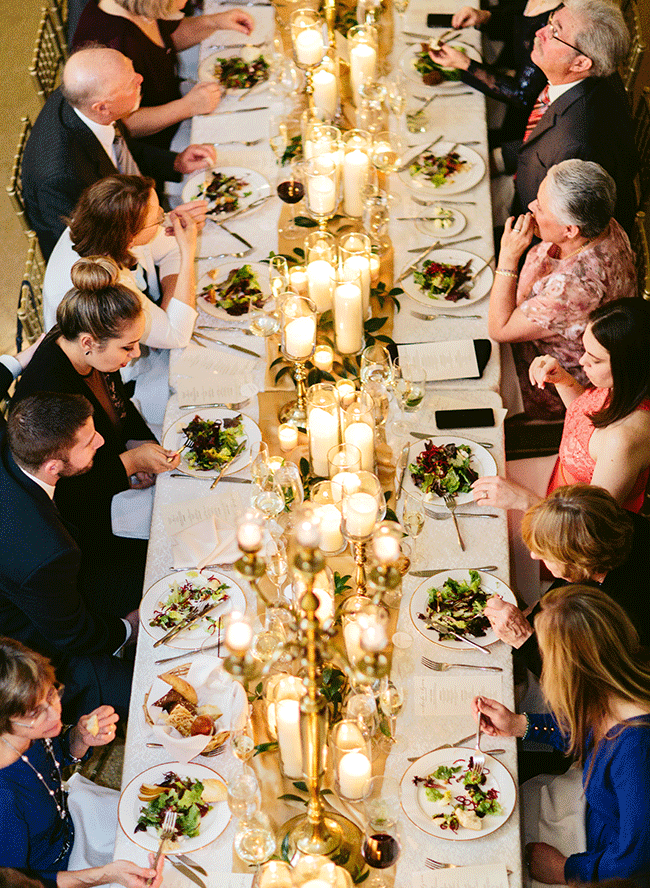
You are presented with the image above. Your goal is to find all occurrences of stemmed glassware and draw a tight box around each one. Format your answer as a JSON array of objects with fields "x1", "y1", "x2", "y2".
[
  {"x1": 276, "y1": 161, "x2": 305, "y2": 241},
  {"x1": 229, "y1": 769, "x2": 276, "y2": 868},
  {"x1": 249, "y1": 258, "x2": 286, "y2": 338},
  {"x1": 393, "y1": 0, "x2": 410, "y2": 31},
  {"x1": 361, "y1": 776, "x2": 402, "y2": 887},
  {"x1": 269, "y1": 111, "x2": 289, "y2": 167},
  {"x1": 402, "y1": 490, "x2": 425, "y2": 568},
  {"x1": 378, "y1": 676, "x2": 406, "y2": 751}
]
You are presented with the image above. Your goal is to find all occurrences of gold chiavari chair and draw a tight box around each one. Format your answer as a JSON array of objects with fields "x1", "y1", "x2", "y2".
[
  {"x1": 29, "y1": 5, "x2": 67, "y2": 105},
  {"x1": 632, "y1": 210, "x2": 650, "y2": 300},
  {"x1": 619, "y1": 0, "x2": 647, "y2": 103},
  {"x1": 634, "y1": 87, "x2": 650, "y2": 215},
  {"x1": 48, "y1": 0, "x2": 68, "y2": 51},
  {"x1": 17, "y1": 233, "x2": 46, "y2": 350},
  {"x1": 6, "y1": 117, "x2": 34, "y2": 238}
]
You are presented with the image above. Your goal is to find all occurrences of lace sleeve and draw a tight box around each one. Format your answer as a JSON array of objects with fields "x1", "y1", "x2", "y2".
[{"x1": 460, "y1": 59, "x2": 546, "y2": 112}]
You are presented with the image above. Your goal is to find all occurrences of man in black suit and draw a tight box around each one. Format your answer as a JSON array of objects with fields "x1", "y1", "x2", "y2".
[
  {"x1": 0, "y1": 391, "x2": 136, "y2": 720},
  {"x1": 498, "y1": 0, "x2": 637, "y2": 234},
  {"x1": 22, "y1": 46, "x2": 216, "y2": 259}
]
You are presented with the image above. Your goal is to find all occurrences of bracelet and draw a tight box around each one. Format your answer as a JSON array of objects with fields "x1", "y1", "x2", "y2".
[
  {"x1": 495, "y1": 268, "x2": 518, "y2": 278},
  {"x1": 522, "y1": 712, "x2": 531, "y2": 741}
]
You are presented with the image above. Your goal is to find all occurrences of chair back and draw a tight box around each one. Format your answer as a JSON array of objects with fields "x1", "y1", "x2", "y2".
[
  {"x1": 48, "y1": 0, "x2": 68, "y2": 50},
  {"x1": 29, "y1": 5, "x2": 67, "y2": 105},
  {"x1": 17, "y1": 232, "x2": 46, "y2": 351},
  {"x1": 634, "y1": 87, "x2": 650, "y2": 212},
  {"x1": 6, "y1": 117, "x2": 34, "y2": 236},
  {"x1": 632, "y1": 210, "x2": 650, "y2": 301},
  {"x1": 619, "y1": 0, "x2": 647, "y2": 101}
]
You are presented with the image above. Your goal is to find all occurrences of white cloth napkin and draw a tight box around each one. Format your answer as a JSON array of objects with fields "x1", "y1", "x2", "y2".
[
  {"x1": 66, "y1": 772, "x2": 119, "y2": 870},
  {"x1": 111, "y1": 487, "x2": 155, "y2": 539},
  {"x1": 171, "y1": 514, "x2": 240, "y2": 569}
]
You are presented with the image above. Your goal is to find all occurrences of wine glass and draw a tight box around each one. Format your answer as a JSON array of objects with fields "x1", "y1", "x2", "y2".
[
  {"x1": 227, "y1": 768, "x2": 261, "y2": 819},
  {"x1": 269, "y1": 111, "x2": 289, "y2": 166},
  {"x1": 361, "y1": 776, "x2": 402, "y2": 887},
  {"x1": 378, "y1": 675, "x2": 405, "y2": 750},
  {"x1": 266, "y1": 537, "x2": 288, "y2": 595},
  {"x1": 274, "y1": 462, "x2": 304, "y2": 514},
  {"x1": 253, "y1": 474, "x2": 286, "y2": 521},
  {"x1": 393, "y1": 359, "x2": 426, "y2": 412},
  {"x1": 360, "y1": 343, "x2": 393, "y2": 386},
  {"x1": 250, "y1": 441, "x2": 271, "y2": 487},
  {"x1": 269, "y1": 255, "x2": 289, "y2": 301},
  {"x1": 346, "y1": 690, "x2": 379, "y2": 741},
  {"x1": 402, "y1": 490, "x2": 425, "y2": 568},
  {"x1": 234, "y1": 811, "x2": 276, "y2": 868},
  {"x1": 393, "y1": 0, "x2": 410, "y2": 31},
  {"x1": 276, "y1": 161, "x2": 305, "y2": 241},
  {"x1": 231, "y1": 709, "x2": 256, "y2": 764}
]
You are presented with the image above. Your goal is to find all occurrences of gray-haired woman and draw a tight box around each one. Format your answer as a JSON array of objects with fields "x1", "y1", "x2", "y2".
[{"x1": 488, "y1": 158, "x2": 637, "y2": 418}]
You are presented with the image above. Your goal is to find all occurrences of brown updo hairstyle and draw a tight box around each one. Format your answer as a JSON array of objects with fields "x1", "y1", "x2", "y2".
[
  {"x1": 0, "y1": 637, "x2": 57, "y2": 735},
  {"x1": 68, "y1": 174, "x2": 156, "y2": 267},
  {"x1": 56, "y1": 256, "x2": 143, "y2": 346}
]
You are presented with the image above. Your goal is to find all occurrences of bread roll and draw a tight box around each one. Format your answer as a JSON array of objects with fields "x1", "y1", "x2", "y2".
[{"x1": 158, "y1": 672, "x2": 198, "y2": 705}]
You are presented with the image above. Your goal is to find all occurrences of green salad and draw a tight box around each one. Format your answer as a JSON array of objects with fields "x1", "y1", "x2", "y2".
[
  {"x1": 135, "y1": 772, "x2": 212, "y2": 839},
  {"x1": 408, "y1": 149, "x2": 468, "y2": 188},
  {"x1": 409, "y1": 440, "x2": 478, "y2": 498},
  {"x1": 149, "y1": 575, "x2": 230, "y2": 631},
  {"x1": 181, "y1": 414, "x2": 246, "y2": 472},
  {"x1": 419, "y1": 569, "x2": 490, "y2": 639},
  {"x1": 201, "y1": 265, "x2": 265, "y2": 316},
  {"x1": 413, "y1": 759, "x2": 503, "y2": 833},
  {"x1": 214, "y1": 54, "x2": 269, "y2": 90},
  {"x1": 413, "y1": 258, "x2": 473, "y2": 302},
  {"x1": 414, "y1": 43, "x2": 468, "y2": 85}
]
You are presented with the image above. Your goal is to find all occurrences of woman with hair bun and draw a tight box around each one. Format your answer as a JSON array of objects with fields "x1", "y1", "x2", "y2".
[{"x1": 13, "y1": 258, "x2": 180, "y2": 612}]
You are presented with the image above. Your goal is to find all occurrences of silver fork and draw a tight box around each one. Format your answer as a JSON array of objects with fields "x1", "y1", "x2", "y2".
[
  {"x1": 443, "y1": 492, "x2": 465, "y2": 551},
  {"x1": 214, "y1": 138, "x2": 263, "y2": 146},
  {"x1": 472, "y1": 710, "x2": 485, "y2": 776},
  {"x1": 200, "y1": 247, "x2": 254, "y2": 260},
  {"x1": 425, "y1": 859, "x2": 457, "y2": 871},
  {"x1": 145, "y1": 741, "x2": 226, "y2": 756},
  {"x1": 150, "y1": 809, "x2": 177, "y2": 883},
  {"x1": 412, "y1": 195, "x2": 476, "y2": 206},
  {"x1": 421, "y1": 656, "x2": 502, "y2": 673}
]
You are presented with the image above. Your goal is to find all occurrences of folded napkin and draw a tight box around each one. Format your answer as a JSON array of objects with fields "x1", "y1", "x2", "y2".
[
  {"x1": 148, "y1": 657, "x2": 247, "y2": 764},
  {"x1": 171, "y1": 514, "x2": 240, "y2": 570}
]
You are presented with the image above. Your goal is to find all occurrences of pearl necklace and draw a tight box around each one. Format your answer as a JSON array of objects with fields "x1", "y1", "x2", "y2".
[{"x1": 1, "y1": 735, "x2": 68, "y2": 820}]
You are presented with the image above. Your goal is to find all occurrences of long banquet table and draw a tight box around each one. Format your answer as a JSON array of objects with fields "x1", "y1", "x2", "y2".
[{"x1": 112, "y1": 2, "x2": 523, "y2": 885}]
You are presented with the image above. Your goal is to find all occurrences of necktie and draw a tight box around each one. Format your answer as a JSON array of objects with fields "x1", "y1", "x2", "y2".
[
  {"x1": 112, "y1": 126, "x2": 141, "y2": 175},
  {"x1": 522, "y1": 84, "x2": 551, "y2": 143}
]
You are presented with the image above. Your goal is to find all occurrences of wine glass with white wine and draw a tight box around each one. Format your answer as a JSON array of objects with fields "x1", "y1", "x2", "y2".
[
  {"x1": 231, "y1": 709, "x2": 256, "y2": 764},
  {"x1": 402, "y1": 490, "x2": 425, "y2": 569},
  {"x1": 393, "y1": 0, "x2": 410, "y2": 30},
  {"x1": 378, "y1": 676, "x2": 406, "y2": 752}
]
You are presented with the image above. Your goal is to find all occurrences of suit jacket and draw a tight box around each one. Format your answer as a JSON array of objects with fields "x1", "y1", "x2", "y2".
[
  {"x1": 502, "y1": 75, "x2": 638, "y2": 234},
  {"x1": 0, "y1": 384, "x2": 126, "y2": 661},
  {"x1": 12, "y1": 332, "x2": 156, "y2": 555},
  {"x1": 22, "y1": 88, "x2": 181, "y2": 259}
]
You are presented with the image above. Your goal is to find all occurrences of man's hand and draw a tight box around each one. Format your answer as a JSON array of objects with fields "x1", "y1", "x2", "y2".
[
  {"x1": 483, "y1": 596, "x2": 533, "y2": 648},
  {"x1": 125, "y1": 609, "x2": 140, "y2": 641},
  {"x1": 526, "y1": 843, "x2": 567, "y2": 884},
  {"x1": 451, "y1": 6, "x2": 491, "y2": 28},
  {"x1": 214, "y1": 8, "x2": 254, "y2": 33},
  {"x1": 174, "y1": 144, "x2": 216, "y2": 175}
]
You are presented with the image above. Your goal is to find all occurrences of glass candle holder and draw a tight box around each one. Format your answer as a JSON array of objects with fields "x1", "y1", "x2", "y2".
[
  {"x1": 288, "y1": 264, "x2": 309, "y2": 297},
  {"x1": 348, "y1": 24, "x2": 378, "y2": 104},
  {"x1": 331, "y1": 720, "x2": 372, "y2": 801},
  {"x1": 305, "y1": 230, "x2": 336, "y2": 313},
  {"x1": 335, "y1": 378, "x2": 357, "y2": 410},
  {"x1": 342, "y1": 129, "x2": 371, "y2": 218},
  {"x1": 290, "y1": 8, "x2": 326, "y2": 68},
  {"x1": 279, "y1": 294, "x2": 318, "y2": 430},
  {"x1": 357, "y1": 80, "x2": 388, "y2": 134},
  {"x1": 313, "y1": 344, "x2": 334, "y2": 371},
  {"x1": 343, "y1": 391, "x2": 375, "y2": 473},
  {"x1": 265, "y1": 672, "x2": 303, "y2": 739},
  {"x1": 310, "y1": 479, "x2": 346, "y2": 555},
  {"x1": 362, "y1": 191, "x2": 391, "y2": 252},
  {"x1": 339, "y1": 232, "x2": 372, "y2": 317},
  {"x1": 312, "y1": 56, "x2": 339, "y2": 118},
  {"x1": 305, "y1": 155, "x2": 338, "y2": 230},
  {"x1": 306, "y1": 382, "x2": 340, "y2": 477},
  {"x1": 328, "y1": 441, "x2": 362, "y2": 478},
  {"x1": 340, "y1": 471, "x2": 384, "y2": 541},
  {"x1": 301, "y1": 107, "x2": 333, "y2": 159},
  {"x1": 275, "y1": 686, "x2": 306, "y2": 778},
  {"x1": 334, "y1": 265, "x2": 364, "y2": 356}
]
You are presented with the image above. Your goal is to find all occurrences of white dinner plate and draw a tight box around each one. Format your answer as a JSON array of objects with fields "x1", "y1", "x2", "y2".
[
  {"x1": 402, "y1": 248, "x2": 494, "y2": 309},
  {"x1": 399, "y1": 143, "x2": 485, "y2": 196},
  {"x1": 400, "y1": 747, "x2": 516, "y2": 839},
  {"x1": 140, "y1": 569, "x2": 247, "y2": 649},
  {"x1": 414, "y1": 206, "x2": 466, "y2": 239},
  {"x1": 409, "y1": 570, "x2": 517, "y2": 650},
  {"x1": 118, "y1": 762, "x2": 231, "y2": 852},
  {"x1": 162, "y1": 408, "x2": 261, "y2": 479},
  {"x1": 182, "y1": 166, "x2": 271, "y2": 220},
  {"x1": 403, "y1": 436, "x2": 496, "y2": 506},
  {"x1": 198, "y1": 45, "x2": 271, "y2": 94},
  {"x1": 196, "y1": 260, "x2": 272, "y2": 320},
  {"x1": 398, "y1": 43, "x2": 482, "y2": 91}
]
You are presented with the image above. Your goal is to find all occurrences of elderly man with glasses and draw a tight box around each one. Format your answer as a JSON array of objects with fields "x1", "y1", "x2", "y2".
[{"x1": 494, "y1": 0, "x2": 637, "y2": 234}]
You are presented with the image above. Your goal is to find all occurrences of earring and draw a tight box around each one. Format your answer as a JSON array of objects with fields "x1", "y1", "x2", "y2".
[{"x1": 85, "y1": 350, "x2": 91, "y2": 356}]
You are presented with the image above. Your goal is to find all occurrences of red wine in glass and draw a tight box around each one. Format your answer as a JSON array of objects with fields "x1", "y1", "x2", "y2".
[
  {"x1": 362, "y1": 833, "x2": 401, "y2": 869},
  {"x1": 277, "y1": 179, "x2": 305, "y2": 204}
]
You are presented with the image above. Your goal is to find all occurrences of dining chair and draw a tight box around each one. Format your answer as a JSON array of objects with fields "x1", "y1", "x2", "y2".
[
  {"x1": 6, "y1": 117, "x2": 34, "y2": 239},
  {"x1": 619, "y1": 0, "x2": 647, "y2": 105},
  {"x1": 17, "y1": 232, "x2": 46, "y2": 352},
  {"x1": 47, "y1": 0, "x2": 68, "y2": 53},
  {"x1": 634, "y1": 87, "x2": 650, "y2": 219},
  {"x1": 632, "y1": 210, "x2": 650, "y2": 301},
  {"x1": 28, "y1": 5, "x2": 67, "y2": 106}
]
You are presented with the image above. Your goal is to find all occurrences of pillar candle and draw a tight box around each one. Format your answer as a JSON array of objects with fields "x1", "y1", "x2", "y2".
[
  {"x1": 317, "y1": 502, "x2": 343, "y2": 553},
  {"x1": 334, "y1": 281, "x2": 363, "y2": 354},
  {"x1": 278, "y1": 423, "x2": 298, "y2": 452},
  {"x1": 344, "y1": 421, "x2": 374, "y2": 471},
  {"x1": 345, "y1": 491, "x2": 378, "y2": 536},
  {"x1": 343, "y1": 149, "x2": 370, "y2": 217},
  {"x1": 343, "y1": 620, "x2": 363, "y2": 664},
  {"x1": 313, "y1": 345, "x2": 334, "y2": 372},
  {"x1": 289, "y1": 267, "x2": 308, "y2": 296},
  {"x1": 343, "y1": 254, "x2": 371, "y2": 316},
  {"x1": 276, "y1": 699, "x2": 303, "y2": 778},
  {"x1": 308, "y1": 406, "x2": 339, "y2": 477},
  {"x1": 308, "y1": 175, "x2": 336, "y2": 216},
  {"x1": 295, "y1": 29, "x2": 324, "y2": 66},
  {"x1": 350, "y1": 43, "x2": 377, "y2": 98},
  {"x1": 338, "y1": 751, "x2": 371, "y2": 799},
  {"x1": 312, "y1": 68, "x2": 338, "y2": 117},
  {"x1": 285, "y1": 316, "x2": 316, "y2": 359},
  {"x1": 330, "y1": 471, "x2": 361, "y2": 500},
  {"x1": 307, "y1": 259, "x2": 334, "y2": 312}
]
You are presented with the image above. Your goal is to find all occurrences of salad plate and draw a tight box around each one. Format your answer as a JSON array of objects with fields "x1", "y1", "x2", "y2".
[
  {"x1": 162, "y1": 408, "x2": 261, "y2": 479},
  {"x1": 402, "y1": 249, "x2": 493, "y2": 309},
  {"x1": 415, "y1": 206, "x2": 466, "y2": 239},
  {"x1": 399, "y1": 143, "x2": 485, "y2": 196},
  {"x1": 140, "y1": 569, "x2": 247, "y2": 649},
  {"x1": 182, "y1": 166, "x2": 271, "y2": 220},
  {"x1": 196, "y1": 260, "x2": 271, "y2": 320},
  {"x1": 409, "y1": 570, "x2": 517, "y2": 650},
  {"x1": 404, "y1": 435, "x2": 496, "y2": 505},
  {"x1": 400, "y1": 747, "x2": 516, "y2": 839},
  {"x1": 118, "y1": 762, "x2": 230, "y2": 852},
  {"x1": 198, "y1": 45, "x2": 270, "y2": 94},
  {"x1": 398, "y1": 43, "x2": 481, "y2": 91}
]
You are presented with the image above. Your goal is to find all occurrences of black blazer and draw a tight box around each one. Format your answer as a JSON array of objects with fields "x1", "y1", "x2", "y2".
[
  {"x1": 0, "y1": 371, "x2": 126, "y2": 660},
  {"x1": 12, "y1": 332, "x2": 156, "y2": 555},
  {"x1": 502, "y1": 74, "x2": 638, "y2": 234},
  {"x1": 21, "y1": 88, "x2": 181, "y2": 259}
]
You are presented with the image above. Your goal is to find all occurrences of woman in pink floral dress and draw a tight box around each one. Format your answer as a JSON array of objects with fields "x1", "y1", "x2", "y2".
[{"x1": 488, "y1": 159, "x2": 637, "y2": 418}]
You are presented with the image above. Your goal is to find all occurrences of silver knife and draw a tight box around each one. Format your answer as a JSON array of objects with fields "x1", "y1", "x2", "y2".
[
  {"x1": 410, "y1": 311, "x2": 482, "y2": 320},
  {"x1": 214, "y1": 105, "x2": 269, "y2": 114},
  {"x1": 396, "y1": 443, "x2": 411, "y2": 498},
  {"x1": 218, "y1": 195, "x2": 271, "y2": 225},
  {"x1": 425, "y1": 508, "x2": 498, "y2": 519},
  {"x1": 397, "y1": 135, "x2": 442, "y2": 172},
  {"x1": 169, "y1": 473, "x2": 252, "y2": 483},
  {"x1": 423, "y1": 616, "x2": 491, "y2": 653},
  {"x1": 411, "y1": 565, "x2": 498, "y2": 576},
  {"x1": 407, "y1": 233, "x2": 481, "y2": 252},
  {"x1": 208, "y1": 42, "x2": 266, "y2": 49},
  {"x1": 210, "y1": 439, "x2": 246, "y2": 489},
  {"x1": 219, "y1": 223, "x2": 253, "y2": 250},
  {"x1": 171, "y1": 856, "x2": 208, "y2": 876},
  {"x1": 395, "y1": 241, "x2": 441, "y2": 284},
  {"x1": 410, "y1": 432, "x2": 493, "y2": 448},
  {"x1": 167, "y1": 858, "x2": 207, "y2": 888},
  {"x1": 191, "y1": 331, "x2": 259, "y2": 357},
  {"x1": 153, "y1": 601, "x2": 221, "y2": 648}
]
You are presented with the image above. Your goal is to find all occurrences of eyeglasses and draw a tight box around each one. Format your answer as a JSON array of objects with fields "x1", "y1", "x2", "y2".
[
  {"x1": 546, "y1": 6, "x2": 590, "y2": 59},
  {"x1": 14, "y1": 683, "x2": 65, "y2": 727},
  {"x1": 143, "y1": 208, "x2": 166, "y2": 230}
]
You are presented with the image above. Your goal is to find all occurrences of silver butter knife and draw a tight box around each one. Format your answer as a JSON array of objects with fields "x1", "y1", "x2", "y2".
[
  {"x1": 411, "y1": 565, "x2": 498, "y2": 576},
  {"x1": 169, "y1": 473, "x2": 252, "y2": 483},
  {"x1": 424, "y1": 617, "x2": 491, "y2": 653},
  {"x1": 425, "y1": 509, "x2": 498, "y2": 520}
]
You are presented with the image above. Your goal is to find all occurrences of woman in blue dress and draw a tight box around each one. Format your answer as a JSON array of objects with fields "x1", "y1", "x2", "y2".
[{"x1": 475, "y1": 584, "x2": 650, "y2": 885}]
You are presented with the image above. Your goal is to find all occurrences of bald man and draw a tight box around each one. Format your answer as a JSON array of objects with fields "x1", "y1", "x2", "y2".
[{"x1": 22, "y1": 47, "x2": 216, "y2": 260}]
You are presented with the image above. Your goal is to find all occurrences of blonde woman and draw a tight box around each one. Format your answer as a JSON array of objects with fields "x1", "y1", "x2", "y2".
[
  {"x1": 73, "y1": 0, "x2": 254, "y2": 148},
  {"x1": 476, "y1": 585, "x2": 650, "y2": 884}
]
